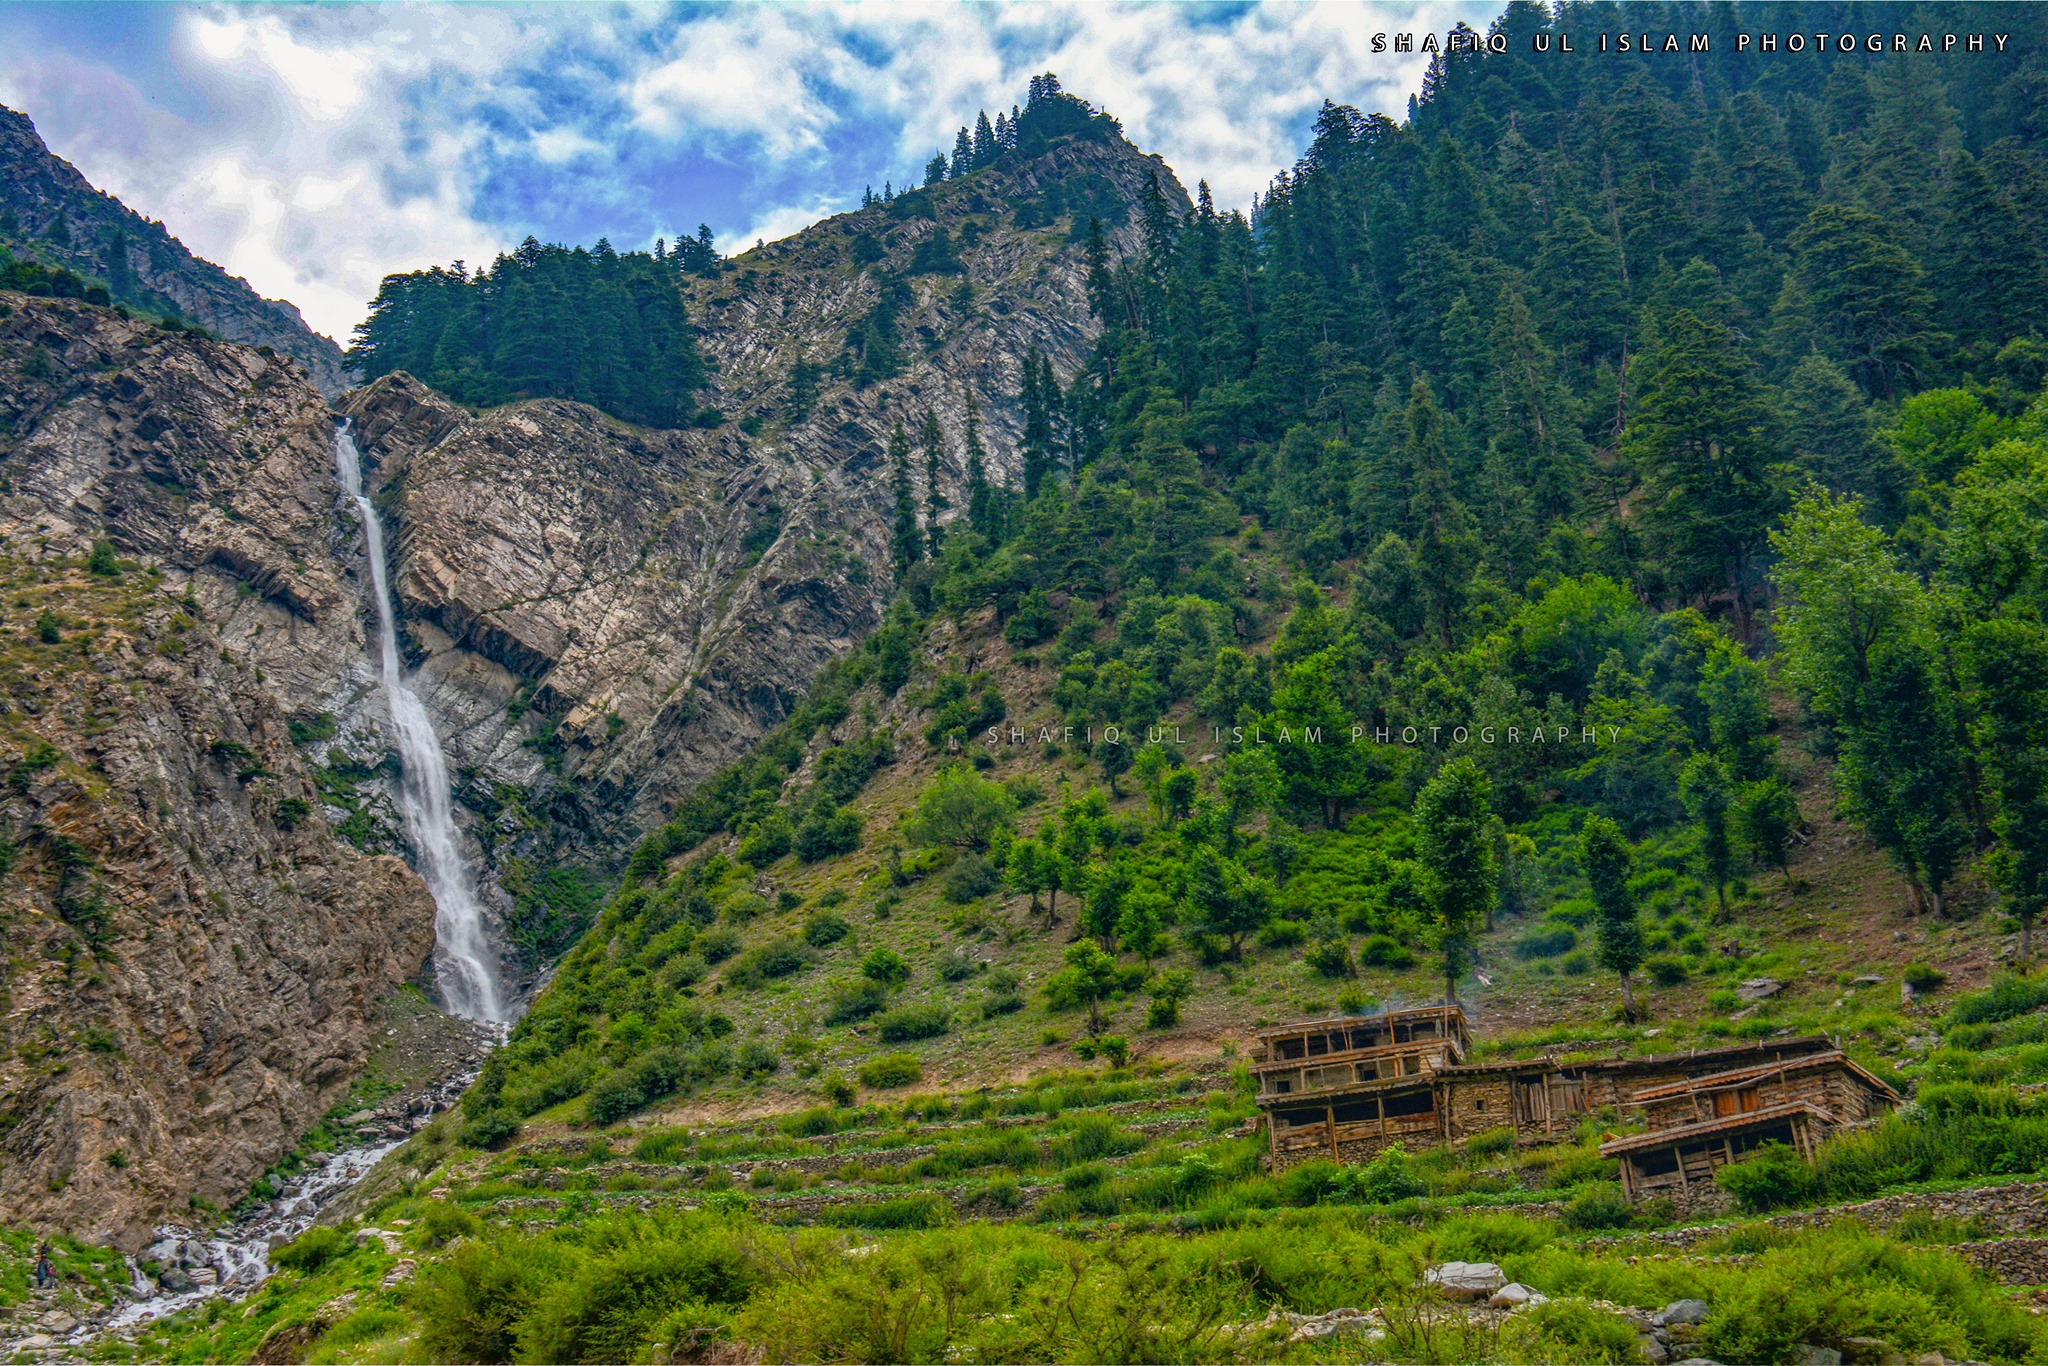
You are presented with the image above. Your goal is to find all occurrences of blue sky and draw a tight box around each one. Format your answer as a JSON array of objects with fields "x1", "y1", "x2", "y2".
[{"x1": 1, "y1": 2, "x2": 1495, "y2": 341}]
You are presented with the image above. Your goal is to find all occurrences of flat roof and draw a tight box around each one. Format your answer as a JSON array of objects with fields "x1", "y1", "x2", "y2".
[
  {"x1": 1448, "y1": 1035, "x2": 1837, "y2": 1077},
  {"x1": 1598, "y1": 1101, "x2": 1827, "y2": 1156},
  {"x1": 1627, "y1": 1051, "x2": 1901, "y2": 1105},
  {"x1": 1254, "y1": 1006, "x2": 1466, "y2": 1040}
]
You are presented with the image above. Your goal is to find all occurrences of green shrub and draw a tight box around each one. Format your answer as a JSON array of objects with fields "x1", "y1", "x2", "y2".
[
  {"x1": 943, "y1": 853, "x2": 1001, "y2": 903},
  {"x1": 1071, "y1": 1035, "x2": 1128, "y2": 1065},
  {"x1": 1698, "y1": 1227, "x2": 2038, "y2": 1366},
  {"x1": 1905, "y1": 962, "x2": 1949, "y2": 992},
  {"x1": 1258, "y1": 918, "x2": 1305, "y2": 948},
  {"x1": 1948, "y1": 972, "x2": 2048, "y2": 1026},
  {"x1": 420, "y1": 1201, "x2": 483, "y2": 1247},
  {"x1": 1358, "y1": 934, "x2": 1417, "y2": 968},
  {"x1": 698, "y1": 928, "x2": 742, "y2": 964},
  {"x1": 1464, "y1": 1125, "x2": 1516, "y2": 1156},
  {"x1": 1514, "y1": 925, "x2": 1578, "y2": 959},
  {"x1": 794, "y1": 807, "x2": 863, "y2": 862},
  {"x1": 876, "y1": 1005, "x2": 950, "y2": 1042},
  {"x1": 735, "y1": 1040, "x2": 781, "y2": 1078},
  {"x1": 1304, "y1": 938, "x2": 1355, "y2": 978},
  {"x1": 1433, "y1": 1213, "x2": 1551, "y2": 1262},
  {"x1": 825, "y1": 980, "x2": 889, "y2": 1025},
  {"x1": 858, "y1": 1054, "x2": 923, "y2": 1088},
  {"x1": 938, "y1": 948, "x2": 979, "y2": 981},
  {"x1": 1047, "y1": 1115, "x2": 1141, "y2": 1167},
  {"x1": 1714, "y1": 1142, "x2": 1820, "y2": 1212},
  {"x1": 1499, "y1": 1297, "x2": 1643, "y2": 1364},
  {"x1": 1561, "y1": 1184, "x2": 1635, "y2": 1230},
  {"x1": 271, "y1": 1225, "x2": 350, "y2": 1275},
  {"x1": 818, "y1": 1193, "x2": 951, "y2": 1229},
  {"x1": 513, "y1": 1222, "x2": 761, "y2": 1365},
  {"x1": 737, "y1": 814, "x2": 793, "y2": 866},
  {"x1": 459, "y1": 1110, "x2": 521, "y2": 1150},
  {"x1": 802, "y1": 912, "x2": 850, "y2": 947},
  {"x1": 861, "y1": 946, "x2": 910, "y2": 985},
  {"x1": 1643, "y1": 954, "x2": 1688, "y2": 986},
  {"x1": 730, "y1": 937, "x2": 813, "y2": 986}
]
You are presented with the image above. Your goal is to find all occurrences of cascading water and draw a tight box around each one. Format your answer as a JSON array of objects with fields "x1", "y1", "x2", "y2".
[{"x1": 333, "y1": 425, "x2": 505, "y2": 1023}]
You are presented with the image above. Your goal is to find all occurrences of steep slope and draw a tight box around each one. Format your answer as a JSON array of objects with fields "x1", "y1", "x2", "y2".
[
  {"x1": 0, "y1": 293, "x2": 435, "y2": 1248},
  {"x1": 330, "y1": 119, "x2": 1182, "y2": 929},
  {"x1": 0, "y1": 107, "x2": 349, "y2": 395}
]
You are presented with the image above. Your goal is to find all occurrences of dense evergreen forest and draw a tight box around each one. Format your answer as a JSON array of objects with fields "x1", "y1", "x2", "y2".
[
  {"x1": 345, "y1": 233, "x2": 717, "y2": 428},
  {"x1": 471, "y1": 3, "x2": 2048, "y2": 1136}
]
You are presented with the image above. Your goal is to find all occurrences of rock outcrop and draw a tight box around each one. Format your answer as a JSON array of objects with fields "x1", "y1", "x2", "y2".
[
  {"x1": 339, "y1": 125, "x2": 1181, "y2": 854},
  {"x1": 0, "y1": 106, "x2": 349, "y2": 394},
  {"x1": 0, "y1": 293, "x2": 435, "y2": 1248},
  {"x1": 0, "y1": 115, "x2": 1183, "y2": 1246}
]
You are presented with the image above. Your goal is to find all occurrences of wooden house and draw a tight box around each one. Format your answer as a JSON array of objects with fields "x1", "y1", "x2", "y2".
[
  {"x1": 1599, "y1": 1051, "x2": 1899, "y2": 1206},
  {"x1": 1251, "y1": 1005, "x2": 1859, "y2": 1172}
]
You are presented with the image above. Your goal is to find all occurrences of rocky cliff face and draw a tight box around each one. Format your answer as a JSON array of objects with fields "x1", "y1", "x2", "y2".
[
  {"x1": 0, "y1": 120, "x2": 1184, "y2": 1246},
  {"x1": 340, "y1": 128, "x2": 1184, "y2": 865},
  {"x1": 0, "y1": 293, "x2": 435, "y2": 1249},
  {"x1": 0, "y1": 107, "x2": 349, "y2": 395}
]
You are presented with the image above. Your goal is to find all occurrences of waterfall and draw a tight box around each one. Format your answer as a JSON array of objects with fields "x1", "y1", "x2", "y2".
[{"x1": 333, "y1": 426, "x2": 506, "y2": 1023}]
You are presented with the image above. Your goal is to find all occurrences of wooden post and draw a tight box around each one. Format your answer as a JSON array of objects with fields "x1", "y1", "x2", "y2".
[
  {"x1": 1675, "y1": 1145, "x2": 1689, "y2": 1190},
  {"x1": 1326, "y1": 1104, "x2": 1339, "y2": 1162}
]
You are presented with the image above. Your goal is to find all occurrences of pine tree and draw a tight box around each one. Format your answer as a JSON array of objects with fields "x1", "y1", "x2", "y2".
[
  {"x1": 1623, "y1": 311, "x2": 1785, "y2": 639},
  {"x1": 972, "y1": 111, "x2": 997, "y2": 166},
  {"x1": 1781, "y1": 353, "x2": 1905, "y2": 517},
  {"x1": 1019, "y1": 349, "x2": 1054, "y2": 497},
  {"x1": 952, "y1": 128, "x2": 973, "y2": 178},
  {"x1": 888, "y1": 421, "x2": 921, "y2": 573},
  {"x1": 962, "y1": 393, "x2": 994, "y2": 538},
  {"x1": 1788, "y1": 203, "x2": 1946, "y2": 401},
  {"x1": 919, "y1": 410, "x2": 949, "y2": 558},
  {"x1": 1533, "y1": 206, "x2": 1627, "y2": 367},
  {"x1": 1939, "y1": 152, "x2": 2048, "y2": 350},
  {"x1": 1401, "y1": 379, "x2": 1478, "y2": 649}
]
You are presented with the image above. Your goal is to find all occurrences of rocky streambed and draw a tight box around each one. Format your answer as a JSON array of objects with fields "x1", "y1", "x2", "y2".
[{"x1": 0, "y1": 1019, "x2": 497, "y2": 1359}]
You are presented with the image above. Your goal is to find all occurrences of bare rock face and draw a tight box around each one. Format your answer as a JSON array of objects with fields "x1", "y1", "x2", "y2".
[
  {"x1": 0, "y1": 122, "x2": 1182, "y2": 1247},
  {"x1": 339, "y1": 128, "x2": 1181, "y2": 849},
  {"x1": 0, "y1": 293, "x2": 435, "y2": 1249},
  {"x1": 0, "y1": 106, "x2": 350, "y2": 395}
]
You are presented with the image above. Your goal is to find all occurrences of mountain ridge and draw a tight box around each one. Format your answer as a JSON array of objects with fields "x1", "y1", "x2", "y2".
[{"x1": 0, "y1": 106, "x2": 350, "y2": 395}]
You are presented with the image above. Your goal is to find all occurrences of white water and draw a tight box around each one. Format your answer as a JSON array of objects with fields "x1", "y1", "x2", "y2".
[
  {"x1": 101, "y1": 1139, "x2": 404, "y2": 1332},
  {"x1": 334, "y1": 426, "x2": 505, "y2": 1022}
]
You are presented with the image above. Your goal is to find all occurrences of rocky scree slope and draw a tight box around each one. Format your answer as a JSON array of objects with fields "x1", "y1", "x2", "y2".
[
  {"x1": 0, "y1": 106, "x2": 349, "y2": 395},
  {"x1": 335, "y1": 129, "x2": 1182, "y2": 881},
  {"x1": 0, "y1": 293, "x2": 435, "y2": 1249}
]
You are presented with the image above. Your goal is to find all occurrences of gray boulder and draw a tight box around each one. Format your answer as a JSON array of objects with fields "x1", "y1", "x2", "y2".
[{"x1": 1425, "y1": 1261, "x2": 1507, "y2": 1299}]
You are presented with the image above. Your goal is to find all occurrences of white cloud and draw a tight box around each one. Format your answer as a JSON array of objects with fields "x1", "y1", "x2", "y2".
[
  {"x1": 722, "y1": 196, "x2": 854, "y2": 256},
  {"x1": 0, "y1": 2, "x2": 1498, "y2": 341},
  {"x1": 628, "y1": 13, "x2": 845, "y2": 157}
]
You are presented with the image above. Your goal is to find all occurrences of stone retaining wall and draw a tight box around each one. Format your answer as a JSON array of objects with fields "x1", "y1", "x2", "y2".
[{"x1": 1589, "y1": 1181, "x2": 2048, "y2": 1252}]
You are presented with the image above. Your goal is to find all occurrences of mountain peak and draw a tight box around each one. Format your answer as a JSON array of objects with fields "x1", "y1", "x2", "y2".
[{"x1": 0, "y1": 105, "x2": 350, "y2": 394}]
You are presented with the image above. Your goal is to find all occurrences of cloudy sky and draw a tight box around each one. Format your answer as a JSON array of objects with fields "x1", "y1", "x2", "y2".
[{"x1": 1, "y1": 2, "x2": 1495, "y2": 342}]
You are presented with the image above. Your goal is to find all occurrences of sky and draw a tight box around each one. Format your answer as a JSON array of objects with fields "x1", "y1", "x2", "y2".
[{"x1": 0, "y1": 2, "x2": 1498, "y2": 343}]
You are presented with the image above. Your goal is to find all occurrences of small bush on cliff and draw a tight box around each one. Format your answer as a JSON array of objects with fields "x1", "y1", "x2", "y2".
[
  {"x1": 271, "y1": 1225, "x2": 350, "y2": 1275},
  {"x1": 460, "y1": 1110, "x2": 521, "y2": 1150},
  {"x1": 858, "y1": 1053, "x2": 923, "y2": 1088}
]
